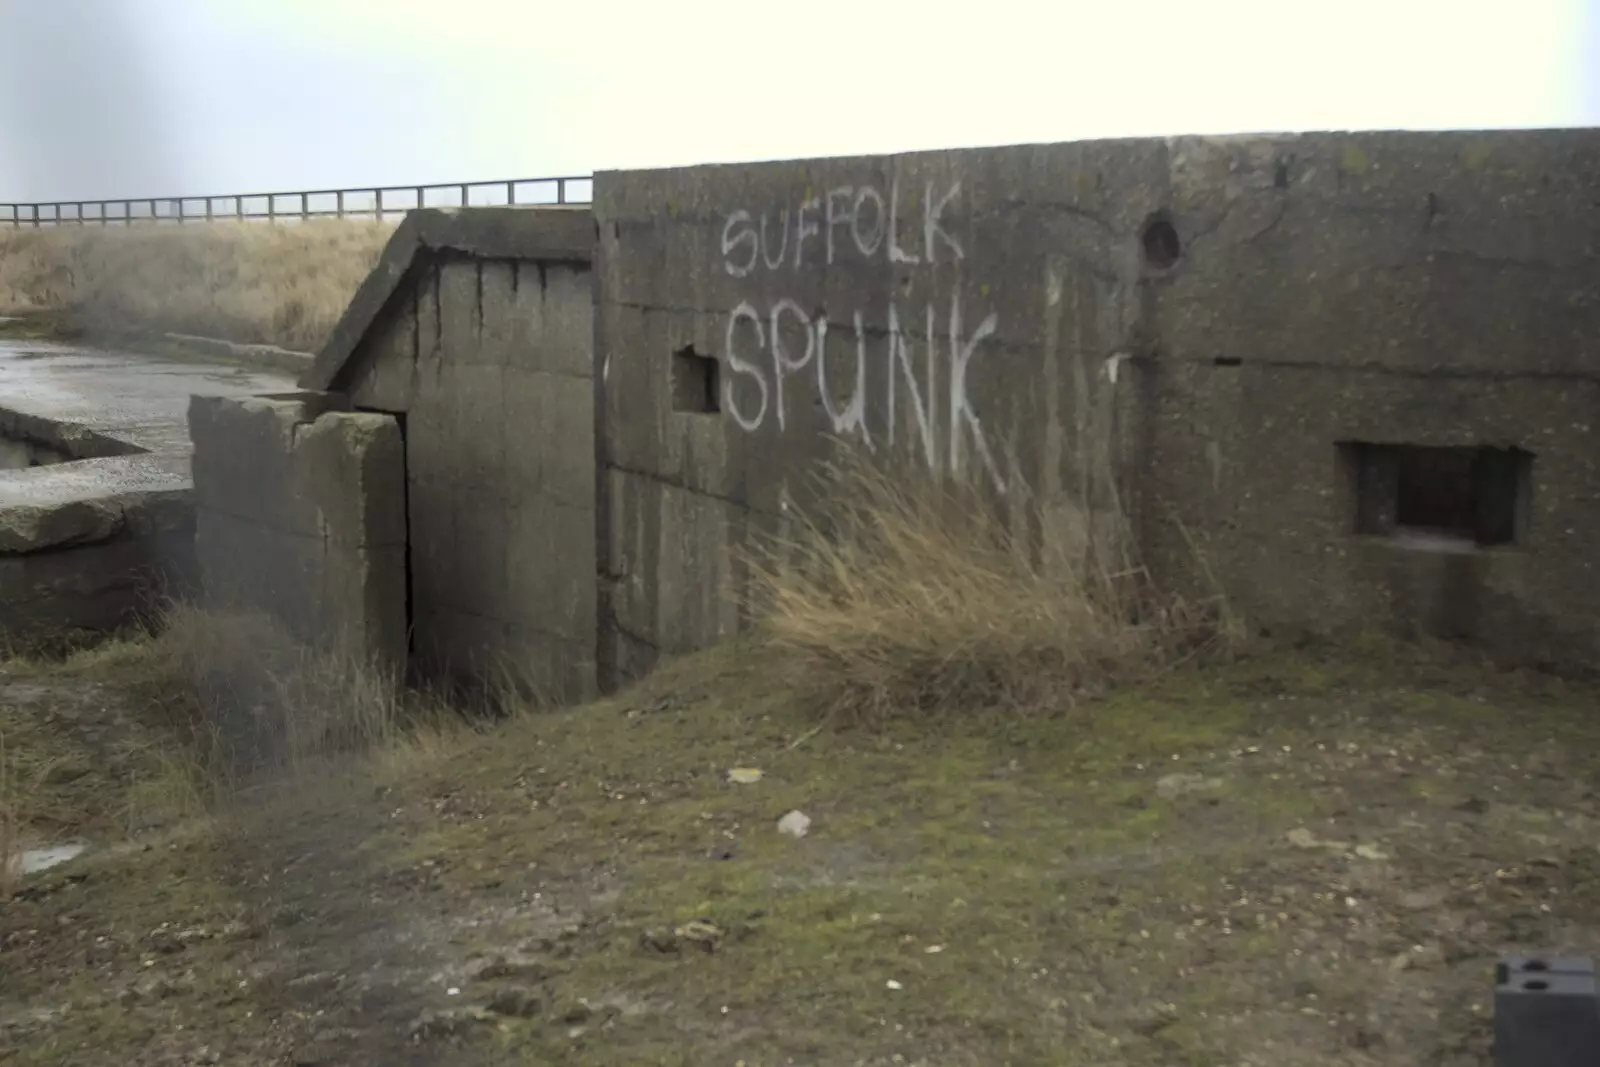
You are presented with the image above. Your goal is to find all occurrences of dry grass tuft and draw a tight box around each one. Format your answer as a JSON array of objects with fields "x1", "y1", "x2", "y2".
[
  {"x1": 748, "y1": 451, "x2": 1236, "y2": 723},
  {"x1": 0, "y1": 220, "x2": 395, "y2": 351},
  {"x1": 134, "y1": 605, "x2": 426, "y2": 786},
  {"x1": 0, "y1": 605, "x2": 474, "y2": 886}
]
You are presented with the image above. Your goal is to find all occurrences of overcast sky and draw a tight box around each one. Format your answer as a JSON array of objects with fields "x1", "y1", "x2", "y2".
[{"x1": 0, "y1": 0, "x2": 1596, "y2": 203}]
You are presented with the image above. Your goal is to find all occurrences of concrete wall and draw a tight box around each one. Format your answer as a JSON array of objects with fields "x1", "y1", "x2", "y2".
[
  {"x1": 0, "y1": 479, "x2": 195, "y2": 645},
  {"x1": 335, "y1": 252, "x2": 598, "y2": 701},
  {"x1": 594, "y1": 129, "x2": 1600, "y2": 678},
  {"x1": 188, "y1": 393, "x2": 407, "y2": 671}
]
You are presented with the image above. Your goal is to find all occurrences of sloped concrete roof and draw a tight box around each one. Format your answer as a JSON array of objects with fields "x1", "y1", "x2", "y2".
[{"x1": 301, "y1": 206, "x2": 593, "y2": 392}]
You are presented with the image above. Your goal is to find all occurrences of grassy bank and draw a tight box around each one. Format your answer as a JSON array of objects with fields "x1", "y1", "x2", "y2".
[
  {"x1": 3, "y1": 632, "x2": 1597, "y2": 1066},
  {"x1": 4, "y1": 473, "x2": 1594, "y2": 1064},
  {"x1": 0, "y1": 220, "x2": 394, "y2": 352}
]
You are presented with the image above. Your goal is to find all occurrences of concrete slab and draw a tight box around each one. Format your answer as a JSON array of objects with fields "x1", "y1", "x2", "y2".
[
  {"x1": 0, "y1": 338, "x2": 295, "y2": 640},
  {"x1": 0, "y1": 338, "x2": 293, "y2": 464}
]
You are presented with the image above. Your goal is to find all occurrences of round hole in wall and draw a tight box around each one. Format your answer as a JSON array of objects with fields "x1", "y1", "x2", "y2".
[{"x1": 1141, "y1": 215, "x2": 1182, "y2": 271}]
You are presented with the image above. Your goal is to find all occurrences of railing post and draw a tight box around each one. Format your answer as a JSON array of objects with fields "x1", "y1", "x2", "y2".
[{"x1": 10, "y1": 176, "x2": 593, "y2": 232}]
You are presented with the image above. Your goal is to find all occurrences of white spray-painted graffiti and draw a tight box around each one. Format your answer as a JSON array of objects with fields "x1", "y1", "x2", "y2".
[{"x1": 717, "y1": 179, "x2": 1005, "y2": 492}]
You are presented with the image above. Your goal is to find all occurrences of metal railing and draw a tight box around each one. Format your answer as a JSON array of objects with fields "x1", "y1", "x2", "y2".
[{"x1": 0, "y1": 175, "x2": 593, "y2": 227}]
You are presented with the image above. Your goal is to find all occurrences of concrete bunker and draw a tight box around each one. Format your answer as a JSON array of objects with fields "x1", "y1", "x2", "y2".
[
  {"x1": 189, "y1": 128, "x2": 1600, "y2": 696},
  {"x1": 593, "y1": 128, "x2": 1600, "y2": 679},
  {"x1": 188, "y1": 207, "x2": 597, "y2": 701}
]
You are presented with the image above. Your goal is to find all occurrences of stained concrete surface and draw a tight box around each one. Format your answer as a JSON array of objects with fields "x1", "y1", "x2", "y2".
[
  {"x1": 0, "y1": 339, "x2": 291, "y2": 464},
  {"x1": 593, "y1": 128, "x2": 1600, "y2": 679},
  {"x1": 0, "y1": 338, "x2": 293, "y2": 639},
  {"x1": 291, "y1": 209, "x2": 600, "y2": 702},
  {"x1": 189, "y1": 394, "x2": 408, "y2": 674}
]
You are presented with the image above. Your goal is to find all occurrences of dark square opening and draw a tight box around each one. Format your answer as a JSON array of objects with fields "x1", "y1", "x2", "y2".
[
  {"x1": 1341, "y1": 442, "x2": 1532, "y2": 547},
  {"x1": 671, "y1": 345, "x2": 720, "y2": 414}
]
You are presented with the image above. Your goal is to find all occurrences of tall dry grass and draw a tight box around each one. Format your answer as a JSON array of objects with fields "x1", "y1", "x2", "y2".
[
  {"x1": 132, "y1": 605, "x2": 422, "y2": 787},
  {"x1": 748, "y1": 451, "x2": 1236, "y2": 722},
  {"x1": 0, "y1": 606, "x2": 469, "y2": 887},
  {"x1": 0, "y1": 220, "x2": 395, "y2": 351}
]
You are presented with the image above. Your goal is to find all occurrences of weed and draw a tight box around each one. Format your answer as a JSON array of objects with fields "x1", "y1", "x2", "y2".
[
  {"x1": 125, "y1": 605, "x2": 424, "y2": 783},
  {"x1": 746, "y1": 449, "x2": 1234, "y2": 723}
]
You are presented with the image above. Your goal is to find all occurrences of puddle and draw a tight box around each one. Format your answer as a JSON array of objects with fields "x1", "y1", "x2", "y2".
[{"x1": 12, "y1": 842, "x2": 87, "y2": 875}]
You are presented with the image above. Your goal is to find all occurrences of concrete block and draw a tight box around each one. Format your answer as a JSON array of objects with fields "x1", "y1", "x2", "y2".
[
  {"x1": 407, "y1": 476, "x2": 457, "y2": 617},
  {"x1": 292, "y1": 410, "x2": 407, "y2": 548},
  {"x1": 479, "y1": 259, "x2": 518, "y2": 367},
  {"x1": 0, "y1": 535, "x2": 178, "y2": 638},
  {"x1": 449, "y1": 487, "x2": 511, "y2": 621},
  {"x1": 408, "y1": 363, "x2": 507, "y2": 490},
  {"x1": 120, "y1": 490, "x2": 195, "y2": 540},
  {"x1": 346, "y1": 287, "x2": 418, "y2": 412},
  {"x1": 509, "y1": 263, "x2": 593, "y2": 379},
  {"x1": 195, "y1": 508, "x2": 318, "y2": 628},
  {"x1": 505, "y1": 497, "x2": 595, "y2": 641},
  {"x1": 439, "y1": 258, "x2": 484, "y2": 363},
  {"x1": 188, "y1": 395, "x2": 316, "y2": 531},
  {"x1": 0, "y1": 498, "x2": 125, "y2": 553},
  {"x1": 501, "y1": 369, "x2": 595, "y2": 509},
  {"x1": 189, "y1": 395, "x2": 408, "y2": 672},
  {"x1": 316, "y1": 540, "x2": 408, "y2": 674},
  {"x1": 605, "y1": 469, "x2": 742, "y2": 655},
  {"x1": 598, "y1": 303, "x2": 669, "y2": 478}
]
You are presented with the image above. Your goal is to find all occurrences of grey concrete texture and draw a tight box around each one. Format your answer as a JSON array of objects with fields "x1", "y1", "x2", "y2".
[
  {"x1": 593, "y1": 128, "x2": 1600, "y2": 676},
  {"x1": 188, "y1": 394, "x2": 408, "y2": 673},
  {"x1": 0, "y1": 529, "x2": 196, "y2": 638},
  {"x1": 304, "y1": 206, "x2": 594, "y2": 394},
  {"x1": 312, "y1": 237, "x2": 600, "y2": 703},
  {"x1": 0, "y1": 337, "x2": 293, "y2": 459},
  {"x1": 0, "y1": 336, "x2": 292, "y2": 642}
]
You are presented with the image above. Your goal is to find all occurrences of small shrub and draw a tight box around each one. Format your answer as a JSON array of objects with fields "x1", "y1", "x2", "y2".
[{"x1": 747, "y1": 450, "x2": 1234, "y2": 723}]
